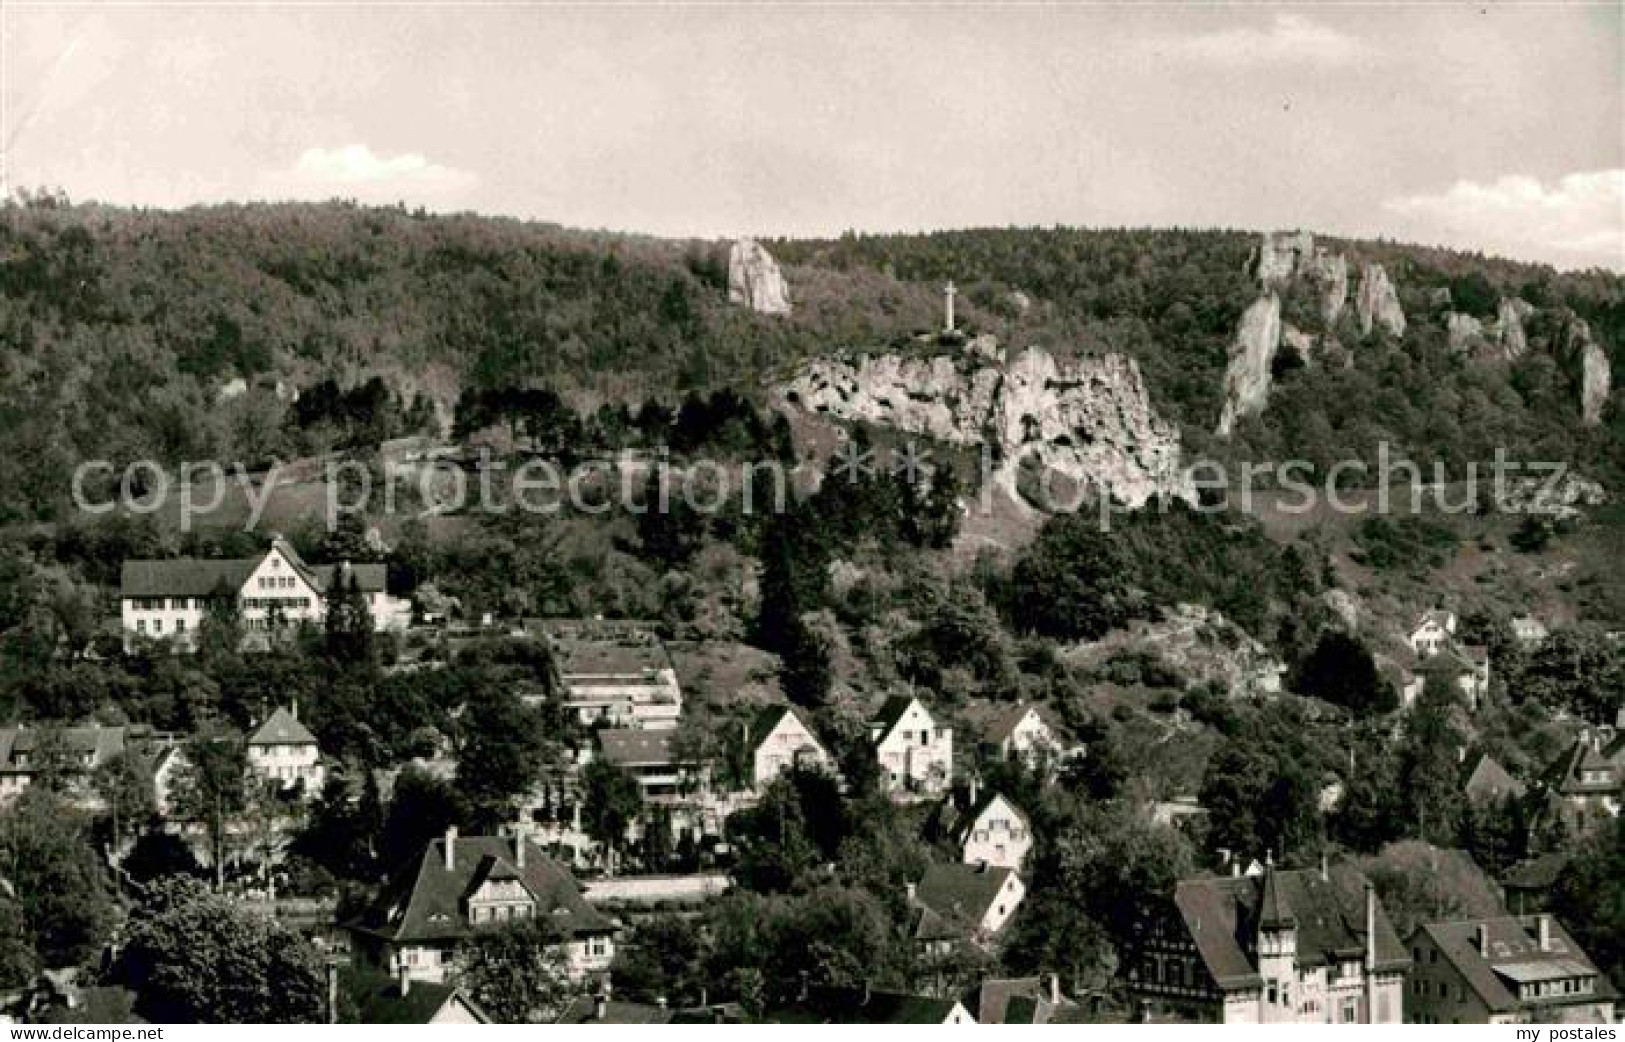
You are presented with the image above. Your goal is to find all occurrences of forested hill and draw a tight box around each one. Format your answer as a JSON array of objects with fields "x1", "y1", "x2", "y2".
[{"x1": 1, "y1": 198, "x2": 1621, "y2": 523}]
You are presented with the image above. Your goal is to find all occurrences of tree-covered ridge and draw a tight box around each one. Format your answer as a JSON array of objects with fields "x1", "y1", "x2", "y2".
[{"x1": 2, "y1": 200, "x2": 1623, "y2": 526}]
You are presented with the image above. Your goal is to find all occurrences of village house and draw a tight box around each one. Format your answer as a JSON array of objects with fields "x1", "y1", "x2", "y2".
[
  {"x1": 0, "y1": 724, "x2": 126, "y2": 805},
  {"x1": 344, "y1": 967, "x2": 492, "y2": 1025},
  {"x1": 951, "y1": 789, "x2": 1032, "y2": 871},
  {"x1": 1537, "y1": 732, "x2": 1620, "y2": 825},
  {"x1": 765, "y1": 983, "x2": 975, "y2": 1024},
  {"x1": 534, "y1": 620, "x2": 682, "y2": 731},
  {"x1": 1460, "y1": 751, "x2": 1525, "y2": 806},
  {"x1": 747, "y1": 704, "x2": 835, "y2": 790},
  {"x1": 1127, "y1": 860, "x2": 1409, "y2": 1024},
  {"x1": 964, "y1": 976, "x2": 1073, "y2": 1025},
  {"x1": 593, "y1": 729, "x2": 720, "y2": 848},
  {"x1": 1405, "y1": 915, "x2": 1615, "y2": 1023},
  {"x1": 1510, "y1": 615, "x2": 1549, "y2": 648},
  {"x1": 1409, "y1": 609, "x2": 1458, "y2": 658},
  {"x1": 119, "y1": 537, "x2": 408, "y2": 652},
  {"x1": 908, "y1": 862, "x2": 1026, "y2": 954},
  {"x1": 246, "y1": 705, "x2": 325, "y2": 795},
  {"x1": 346, "y1": 829, "x2": 616, "y2": 984},
  {"x1": 983, "y1": 703, "x2": 1058, "y2": 765},
  {"x1": 870, "y1": 695, "x2": 953, "y2": 798}
]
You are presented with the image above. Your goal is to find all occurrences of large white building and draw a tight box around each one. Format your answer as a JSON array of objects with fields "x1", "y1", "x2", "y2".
[{"x1": 119, "y1": 537, "x2": 408, "y2": 651}]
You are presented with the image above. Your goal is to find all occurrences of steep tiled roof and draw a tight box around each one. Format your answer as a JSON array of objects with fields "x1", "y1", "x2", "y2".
[
  {"x1": 344, "y1": 969, "x2": 490, "y2": 1024},
  {"x1": 870, "y1": 695, "x2": 921, "y2": 745},
  {"x1": 597, "y1": 729, "x2": 676, "y2": 767},
  {"x1": 348, "y1": 835, "x2": 613, "y2": 945},
  {"x1": 0, "y1": 725, "x2": 126, "y2": 771},
  {"x1": 1461, "y1": 752, "x2": 1525, "y2": 803},
  {"x1": 247, "y1": 707, "x2": 317, "y2": 747},
  {"x1": 766, "y1": 985, "x2": 968, "y2": 1024},
  {"x1": 120, "y1": 545, "x2": 385, "y2": 598},
  {"x1": 968, "y1": 977, "x2": 1065, "y2": 1025},
  {"x1": 915, "y1": 862, "x2": 1016, "y2": 930},
  {"x1": 950, "y1": 792, "x2": 1030, "y2": 847},
  {"x1": 1257, "y1": 864, "x2": 1296, "y2": 930},
  {"x1": 1541, "y1": 737, "x2": 1618, "y2": 796},
  {"x1": 556, "y1": 997, "x2": 673, "y2": 1024},
  {"x1": 985, "y1": 704, "x2": 1051, "y2": 745},
  {"x1": 749, "y1": 704, "x2": 822, "y2": 750},
  {"x1": 1171, "y1": 864, "x2": 1408, "y2": 991},
  {"x1": 1418, "y1": 916, "x2": 1616, "y2": 1013}
]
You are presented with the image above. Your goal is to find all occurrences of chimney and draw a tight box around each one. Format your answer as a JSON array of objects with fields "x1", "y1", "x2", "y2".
[
  {"x1": 443, "y1": 826, "x2": 458, "y2": 871},
  {"x1": 1456, "y1": 745, "x2": 1467, "y2": 764},
  {"x1": 905, "y1": 882, "x2": 917, "y2": 903},
  {"x1": 1537, "y1": 914, "x2": 1552, "y2": 952},
  {"x1": 968, "y1": 774, "x2": 980, "y2": 807},
  {"x1": 514, "y1": 834, "x2": 526, "y2": 869},
  {"x1": 1363, "y1": 881, "x2": 1377, "y2": 971},
  {"x1": 1231, "y1": 860, "x2": 1241, "y2": 878},
  {"x1": 1475, "y1": 923, "x2": 1489, "y2": 958},
  {"x1": 397, "y1": 963, "x2": 411, "y2": 998},
  {"x1": 291, "y1": 698, "x2": 299, "y2": 722},
  {"x1": 1048, "y1": 973, "x2": 1060, "y2": 1006}
]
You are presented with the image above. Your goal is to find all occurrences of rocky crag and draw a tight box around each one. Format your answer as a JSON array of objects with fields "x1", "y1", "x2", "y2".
[
  {"x1": 776, "y1": 336, "x2": 1194, "y2": 509},
  {"x1": 1218, "y1": 231, "x2": 1405, "y2": 437},
  {"x1": 727, "y1": 238, "x2": 791, "y2": 315}
]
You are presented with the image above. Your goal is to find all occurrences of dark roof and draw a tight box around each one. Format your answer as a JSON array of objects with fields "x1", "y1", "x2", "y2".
[
  {"x1": 914, "y1": 862, "x2": 1017, "y2": 930},
  {"x1": 1541, "y1": 737, "x2": 1618, "y2": 796},
  {"x1": 1502, "y1": 852, "x2": 1571, "y2": 892},
  {"x1": 556, "y1": 997, "x2": 673, "y2": 1024},
  {"x1": 985, "y1": 704, "x2": 1054, "y2": 745},
  {"x1": 1171, "y1": 864, "x2": 1409, "y2": 991},
  {"x1": 0, "y1": 725, "x2": 125, "y2": 772},
  {"x1": 969, "y1": 977, "x2": 1065, "y2": 1025},
  {"x1": 346, "y1": 971, "x2": 490, "y2": 1025},
  {"x1": 347, "y1": 835, "x2": 613, "y2": 945},
  {"x1": 1462, "y1": 752, "x2": 1525, "y2": 803},
  {"x1": 749, "y1": 704, "x2": 823, "y2": 750},
  {"x1": 765, "y1": 985, "x2": 968, "y2": 1024},
  {"x1": 247, "y1": 707, "x2": 317, "y2": 747},
  {"x1": 870, "y1": 695, "x2": 921, "y2": 745},
  {"x1": 950, "y1": 792, "x2": 1031, "y2": 847},
  {"x1": 1416, "y1": 916, "x2": 1616, "y2": 1013},
  {"x1": 597, "y1": 729, "x2": 676, "y2": 767},
  {"x1": 1257, "y1": 864, "x2": 1296, "y2": 930},
  {"x1": 119, "y1": 541, "x2": 385, "y2": 598}
]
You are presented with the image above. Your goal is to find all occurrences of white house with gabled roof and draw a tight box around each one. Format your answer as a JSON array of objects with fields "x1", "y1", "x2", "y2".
[
  {"x1": 871, "y1": 695, "x2": 953, "y2": 798},
  {"x1": 246, "y1": 705, "x2": 324, "y2": 795}
]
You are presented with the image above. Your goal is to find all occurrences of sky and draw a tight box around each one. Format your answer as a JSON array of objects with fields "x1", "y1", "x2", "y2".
[{"x1": 4, "y1": 2, "x2": 1622, "y2": 271}]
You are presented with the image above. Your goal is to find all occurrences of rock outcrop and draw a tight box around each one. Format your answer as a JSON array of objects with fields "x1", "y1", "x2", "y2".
[
  {"x1": 1215, "y1": 294, "x2": 1282, "y2": 438},
  {"x1": 727, "y1": 238, "x2": 791, "y2": 315},
  {"x1": 1355, "y1": 263, "x2": 1405, "y2": 337},
  {"x1": 1555, "y1": 314, "x2": 1612, "y2": 426},
  {"x1": 1252, "y1": 231, "x2": 1347, "y2": 326},
  {"x1": 1495, "y1": 297, "x2": 1532, "y2": 359},
  {"x1": 778, "y1": 341, "x2": 1193, "y2": 509},
  {"x1": 1446, "y1": 312, "x2": 1486, "y2": 354},
  {"x1": 1281, "y1": 325, "x2": 1317, "y2": 366}
]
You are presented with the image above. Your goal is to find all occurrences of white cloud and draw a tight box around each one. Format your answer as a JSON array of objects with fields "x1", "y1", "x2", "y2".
[
  {"x1": 1158, "y1": 13, "x2": 1373, "y2": 68},
  {"x1": 1384, "y1": 169, "x2": 1625, "y2": 272},
  {"x1": 258, "y1": 145, "x2": 477, "y2": 203}
]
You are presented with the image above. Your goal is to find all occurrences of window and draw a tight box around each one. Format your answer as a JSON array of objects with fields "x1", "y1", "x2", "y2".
[
  {"x1": 176, "y1": 619, "x2": 186, "y2": 633},
  {"x1": 153, "y1": 619, "x2": 163, "y2": 634},
  {"x1": 137, "y1": 620, "x2": 147, "y2": 634}
]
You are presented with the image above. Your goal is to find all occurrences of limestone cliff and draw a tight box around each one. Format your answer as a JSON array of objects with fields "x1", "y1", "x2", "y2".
[
  {"x1": 1215, "y1": 293, "x2": 1282, "y2": 438},
  {"x1": 1556, "y1": 314, "x2": 1613, "y2": 426},
  {"x1": 777, "y1": 340, "x2": 1193, "y2": 509},
  {"x1": 1495, "y1": 297, "x2": 1532, "y2": 359},
  {"x1": 727, "y1": 238, "x2": 791, "y2": 315},
  {"x1": 1355, "y1": 263, "x2": 1406, "y2": 337},
  {"x1": 1252, "y1": 231, "x2": 1347, "y2": 325},
  {"x1": 1446, "y1": 312, "x2": 1486, "y2": 354}
]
